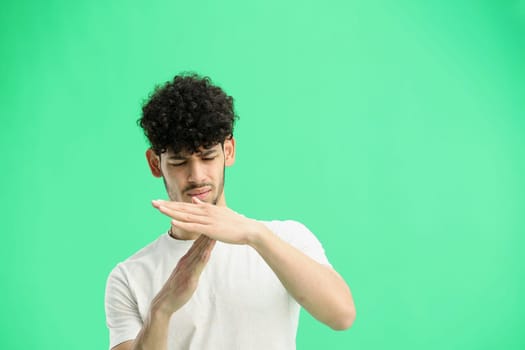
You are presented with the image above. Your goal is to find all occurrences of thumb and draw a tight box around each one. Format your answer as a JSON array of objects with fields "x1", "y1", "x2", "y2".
[{"x1": 191, "y1": 196, "x2": 203, "y2": 204}]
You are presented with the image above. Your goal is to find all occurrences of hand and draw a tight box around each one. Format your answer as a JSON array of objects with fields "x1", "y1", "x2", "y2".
[
  {"x1": 151, "y1": 234, "x2": 216, "y2": 317},
  {"x1": 151, "y1": 197, "x2": 264, "y2": 245}
]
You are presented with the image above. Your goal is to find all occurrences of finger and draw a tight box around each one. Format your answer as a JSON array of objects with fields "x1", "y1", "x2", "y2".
[
  {"x1": 153, "y1": 200, "x2": 208, "y2": 216},
  {"x1": 171, "y1": 219, "x2": 210, "y2": 235},
  {"x1": 180, "y1": 236, "x2": 216, "y2": 276},
  {"x1": 191, "y1": 196, "x2": 211, "y2": 209},
  {"x1": 173, "y1": 236, "x2": 208, "y2": 274},
  {"x1": 166, "y1": 237, "x2": 215, "y2": 294},
  {"x1": 190, "y1": 239, "x2": 216, "y2": 276},
  {"x1": 183, "y1": 234, "x2": 214, "y2": 264},
  {"x1": 184, "y1": 234, "x2": 211, "y2": 258},
  {"x1": 158, "y1": 205, "x2": 209, "y2": 224},
  {"x1": 191, "y1": 196, "x2": 204, "y2": 204}
]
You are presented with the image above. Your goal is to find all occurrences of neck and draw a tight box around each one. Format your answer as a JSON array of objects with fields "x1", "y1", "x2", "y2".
[{"x1": 169, "y1": 227, "x2": 200, "y2": 241}]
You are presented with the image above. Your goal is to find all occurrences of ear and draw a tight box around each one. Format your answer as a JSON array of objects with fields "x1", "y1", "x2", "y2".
[
  {"x1": 146, "y1": 149, "x2": 163, "y2": 178},
  {"x1": 224, "y1": 137, "x2": 236, "y2": 167}
]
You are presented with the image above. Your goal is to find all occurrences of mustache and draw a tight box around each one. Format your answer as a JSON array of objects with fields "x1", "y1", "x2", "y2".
[{"x1": 183, "y1": 183, "x2": 214, "y2": 193}]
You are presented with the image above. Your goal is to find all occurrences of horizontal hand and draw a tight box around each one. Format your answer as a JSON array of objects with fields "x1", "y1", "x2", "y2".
[{"x1": 152, "y1": 197, "x2": 263, "y2": 245}]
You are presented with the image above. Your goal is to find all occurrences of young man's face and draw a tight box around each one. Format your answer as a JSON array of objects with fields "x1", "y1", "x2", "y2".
[{"x1": 146, "y1": 138, "x2": 236, "y2": 206}]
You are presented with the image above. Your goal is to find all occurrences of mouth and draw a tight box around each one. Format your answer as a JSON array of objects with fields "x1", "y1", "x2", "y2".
[{"x1": 186, "y1": 187, "x2": 212, "y2": 200}]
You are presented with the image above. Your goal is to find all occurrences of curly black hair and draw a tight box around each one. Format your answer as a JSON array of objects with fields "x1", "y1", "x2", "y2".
[{"x1": 138, "y1": 73, "x2": 238, "y2": 155}]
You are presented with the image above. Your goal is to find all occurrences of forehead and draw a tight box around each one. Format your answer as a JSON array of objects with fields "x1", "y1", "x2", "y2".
[{"x1": 165, "y1": 143, "x2": 222, "y2": 158}]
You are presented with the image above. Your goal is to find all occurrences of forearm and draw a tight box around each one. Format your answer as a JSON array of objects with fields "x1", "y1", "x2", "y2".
[
  {"x1": 248, "y1": 224, "x2": 356, "y2": 330},
  {"x1": 131, "y1": 306, "x2": 171, "y2": 350}
]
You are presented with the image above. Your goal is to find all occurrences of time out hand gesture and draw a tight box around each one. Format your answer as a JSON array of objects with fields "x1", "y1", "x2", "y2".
[{"x1": 152, "y1": 197, "x2": 264, "y2": 245}]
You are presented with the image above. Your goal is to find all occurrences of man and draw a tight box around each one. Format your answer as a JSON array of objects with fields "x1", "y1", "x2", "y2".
[{"x1": 105, "y1": 73, "x2": 356, "y2": 350}]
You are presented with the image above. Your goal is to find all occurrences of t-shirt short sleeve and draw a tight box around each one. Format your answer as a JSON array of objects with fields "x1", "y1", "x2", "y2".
[
  {"x1": 105, "y1": 264, "x2": 143, "y2": 349},
  {"x1": 267, "y1": 220, "x2": 332, "y2": 268}
]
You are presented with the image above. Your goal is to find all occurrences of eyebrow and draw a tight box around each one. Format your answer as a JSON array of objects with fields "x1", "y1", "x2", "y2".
[{"x1": 168, "y1": 149, "x2": 218, "y2": 160}]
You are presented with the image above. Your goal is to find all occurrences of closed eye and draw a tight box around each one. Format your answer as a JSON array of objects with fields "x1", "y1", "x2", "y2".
[{"x1": 169, "y1": 162, "x2": 186, "y2": 167}]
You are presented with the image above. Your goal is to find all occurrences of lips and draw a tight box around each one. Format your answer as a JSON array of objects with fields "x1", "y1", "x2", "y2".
[{"x1": 186, "y1": 187, "x2": 212, "y2": 199}]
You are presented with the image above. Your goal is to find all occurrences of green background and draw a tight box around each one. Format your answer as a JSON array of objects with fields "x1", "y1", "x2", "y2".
[{"x1": 1, "y1": 0, "x2": 524, "y2": 349}]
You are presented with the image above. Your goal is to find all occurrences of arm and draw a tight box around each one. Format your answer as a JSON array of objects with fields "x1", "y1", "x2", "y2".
[
  {"x1": 248, "y1": 223, "x2": 355, "y2": 330},
  {"x1": 154, "y1": 198, "x2": 356, "y2": 330},
  {"x1": 108, "y1": 235, "x2": 216, "y2": 350}
]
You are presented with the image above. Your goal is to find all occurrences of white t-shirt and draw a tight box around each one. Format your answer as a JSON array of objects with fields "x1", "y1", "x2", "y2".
[{"x1": 105, "y1": 220, "x2": 331, "y2": 350}]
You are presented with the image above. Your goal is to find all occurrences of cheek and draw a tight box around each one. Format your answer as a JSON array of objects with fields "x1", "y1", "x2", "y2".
[
  {"x1": 167, "y1": 175, "x2": 185, "y2": 188},
  {"x1": 209, "y1": 161, "x2": 223, "y2": 175},
  {"x1": 161, "y1": 171, "x2": 184, "y2": 189},
  {"x1": 213, "y1": 165, "x2": 226, "y2": 184}
]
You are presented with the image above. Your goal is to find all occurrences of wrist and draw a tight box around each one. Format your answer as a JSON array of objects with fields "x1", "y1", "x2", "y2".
[
  {"x1": 149, "y1": 295, "x2": 176, "y2": 323},
  {"x1": 246, "y1": 221, "x2": 273, "y2": 248}
]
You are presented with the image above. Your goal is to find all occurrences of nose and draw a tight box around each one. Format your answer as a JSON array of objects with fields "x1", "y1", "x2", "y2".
[{"x1": 187, "y1": 160, "x2": 206, "y2": 184}]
